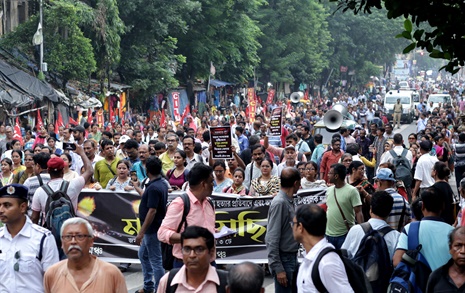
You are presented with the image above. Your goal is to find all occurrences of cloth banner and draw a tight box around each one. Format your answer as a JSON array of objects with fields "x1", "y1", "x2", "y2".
[
  {"x1": 247, "y1": 88, "x2": 256, "y2": 123},
  {"x1": 266, "y1": 90, "x2": 275, "y2": 106},
  {"x1": 167, "y1": 89, "x2": 189, "y2": 123},
  {"x1": 76, "y1": 188, "x2": 327, "y2": 263}
]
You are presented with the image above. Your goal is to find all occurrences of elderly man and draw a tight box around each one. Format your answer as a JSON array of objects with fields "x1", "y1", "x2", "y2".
[
  {"x1": 426, "y1": 226, "x2": 465, "y2": 292},
  {"x1": 227, "y1": 262, "x2": 265, "y2": 293},
  {"x1": 159, "y1": 133, "x2": 180, "y2": 175},
  {"x1": 0, "y1": 184, "x2": 59, "y2": 293},
  {"x1": 43, "y1": 218, "x2": 127, "y2": 293}
]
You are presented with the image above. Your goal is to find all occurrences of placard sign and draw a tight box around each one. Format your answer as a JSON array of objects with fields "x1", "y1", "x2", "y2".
[
  {"x1": 269, "y1": 107, "x2": 283, "y2": 136},
  {"x1": 210, "y1": 126, "x2": 233, "y2": 160}
]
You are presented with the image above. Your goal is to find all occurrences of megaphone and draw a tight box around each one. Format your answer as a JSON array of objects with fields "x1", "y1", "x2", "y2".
[
  {"x1": 289, "y1": 92, "x2": 304, "y2": 104},
  {"x1": 323, "y1": 104, "x2": 348, "y2": 130}
]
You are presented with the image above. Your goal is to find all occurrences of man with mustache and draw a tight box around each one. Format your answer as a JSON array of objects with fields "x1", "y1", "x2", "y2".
[
  {"x1": 44, "y1": 217, "x2": 127, "y2": 293},
  {"x1": 0, "y1": 184, "x2": 59, "y2": 293}
]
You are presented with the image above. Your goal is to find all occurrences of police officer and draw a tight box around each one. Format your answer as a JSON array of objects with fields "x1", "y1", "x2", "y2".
[{"x1": 0, "y1": 184, "x2": 59, "y2": 292}]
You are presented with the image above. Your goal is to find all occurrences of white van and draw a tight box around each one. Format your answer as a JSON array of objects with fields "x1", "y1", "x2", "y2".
[
  {"x1": 384, "y1": 90, "x2": 415, "y2": 123},
  {"x1": 427, "y1": 94, "x2": 452, "y2": 110}
]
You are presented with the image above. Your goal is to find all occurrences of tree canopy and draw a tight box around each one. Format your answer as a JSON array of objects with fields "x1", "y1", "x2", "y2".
[{"x1": 332, "y1": 0, "x2": 465, "y2": 73}]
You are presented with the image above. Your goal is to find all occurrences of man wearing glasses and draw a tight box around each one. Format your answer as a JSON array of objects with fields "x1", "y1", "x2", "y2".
[
  {"x1": 44, "y1": 217, "x2": 127, "y2": 293},
  {"x1": 157, "y1": 226, "x2": 228, "y2": 292},
  {"x1": 0, "y1": 184, "x2": 59, "y2": 292}
]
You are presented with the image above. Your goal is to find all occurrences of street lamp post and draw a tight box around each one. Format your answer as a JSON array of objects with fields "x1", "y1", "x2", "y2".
[{"x1": 32, "y1": 0, "x2": 44, "y2": 80}]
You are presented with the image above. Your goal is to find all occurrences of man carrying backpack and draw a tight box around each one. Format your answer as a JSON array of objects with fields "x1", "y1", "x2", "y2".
[
  {"x1": 378, "y1": 134, "x2": 413, "y2": 190},
  {"x1": 30, "y1": 143, "x2": 94, "y2": 258},
  {"x1": 292, "y1": 204, "x2": 354, "y2": 292},
  {"x1": 341, "y1": 191, "x2": 400, "y2": 292}
]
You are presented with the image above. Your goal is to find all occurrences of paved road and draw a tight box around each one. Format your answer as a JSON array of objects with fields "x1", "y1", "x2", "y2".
[{"x1": 122, "y1": 120, "x2": 457, "y2": 293}]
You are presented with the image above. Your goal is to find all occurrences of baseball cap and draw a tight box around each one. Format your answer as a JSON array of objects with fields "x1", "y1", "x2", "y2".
[
  {"x1": 47, "y1": 157, "x2": 65, "y2": 171},
  {"x1": 374, "y1": 168, "x2": 396, "y2": 181},
  {"x1": 119, "y1": 135, "x2": 130, "y2": 144}
]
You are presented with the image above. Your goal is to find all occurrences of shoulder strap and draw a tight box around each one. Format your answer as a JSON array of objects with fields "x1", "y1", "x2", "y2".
[
  {"x1": 397, "y1": 199, "x2": 407, "y2": 232},
  {"x1": 60, "y1": 180, "x2": 70, "y2": 193},
  {"x1": 207, "y1": 197, "x2": 215, "y2": 210},
  {"x1": 378, "y1": 225, "x2": 394, "y2": 237},
  {"x1": 225, "y1": 186, "x2": 231, "y2": 193},
  {"x1": 389, "y1": 149, "x2": 398, "y2": 158},
  {"x1": 177, "y1": 193, "x2": 191, "y2": 232},
  {"x1": 311, "y1": 247, "x2": 335, "y2": 293},
  {"x1": 166, "y1": 268, "x2": 181, "y2": 293},
  {"x1": 401, "y1": 149, "x2": 408, "y2": 157},
  {"x1": 36, "y1": 233, "x2": 47, "y2": 261},
  {"x1": 105, "y1": 163, "x2": 116, "y2": 176},
  {"x1": 333, "y1": 188, "x2": 350, "y2": 231},
  {"x1": 167, "y1": 168, "x2": 176, "y2": 180},
  {"x1": 37, "y1": 174, "x2": 44, "y2": 186},
  {"x1": 407, "y1": 221, "x2": 421, "y2": 250},
  {"x1": 108, "y1": 176, "x2": 117, "y2": 187},
  {"x1": 360, "y1": 222, "x2": 372, "y2": 234},
  {"x1": 216, "y1": 269, "x2": 228, "y2": 293},
  {"x1": 42, "y1": 183, "x2": 54, "y2": 197}
]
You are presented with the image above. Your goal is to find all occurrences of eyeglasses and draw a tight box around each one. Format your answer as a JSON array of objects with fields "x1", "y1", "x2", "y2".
[
  {"x1": 289, "y1": 221, "x2": 299, "y2": 227},
  {"x1": 14, "y1": 250, "x2": 20, "y2": 272},
  {"x1": 61, "y1": 234, "x2": 92, "y2": 242},
  {"x1": 182, "y1": 246, "x2": 207, "y2": 255}
]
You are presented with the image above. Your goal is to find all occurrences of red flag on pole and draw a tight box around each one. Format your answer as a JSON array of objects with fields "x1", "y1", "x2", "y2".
[
  {"x1": 36, "y1": 109, "x2": 43, "y2": 130},
  {"x1": 180, "y1": 105, "x2": 190, "y2": 124},
  {"x1": 160, "y1": 109, "x2": 166, "y2": 127},
  {"x1": 13, "y1": 117, "x2": 24, "y2": 146},
  {"x1": 87, "y1": 109, "x2": 93, "y2": 124},
  {"x1": 68, "y1": 116, "x2": 78, "y2": 127}
]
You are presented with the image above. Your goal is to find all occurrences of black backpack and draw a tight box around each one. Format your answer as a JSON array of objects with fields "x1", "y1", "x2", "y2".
[
  {"x1": 389, "y1": 149, "x2": 413, "y2": 188},
  {"x1": 166, "y1": 267, "x2": 228, "y2": 293},
  {"x1": 42, "y1": 180, "x2": 75, "y2": 245},
  {"x1": 312, "y1": 247, "x2": 372, "y2": 293},
  {"x1": 352, "y1": 222, "x2": 394, "y2": 293}
]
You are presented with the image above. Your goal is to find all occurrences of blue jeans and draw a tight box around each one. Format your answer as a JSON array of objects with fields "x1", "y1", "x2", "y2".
[
  {"x1": 272, "y1": 252, "x2": 297, "y2": 293},
  {"x1": 326, "y1": 234, "x2": 347, "y2": 250},
  {"x1": 138, "y1": 233, "x2": 165, "y2": 291}
]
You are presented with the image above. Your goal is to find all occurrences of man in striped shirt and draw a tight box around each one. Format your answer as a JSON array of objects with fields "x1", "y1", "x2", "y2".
[{"x1": 375, "y1": 168, "x2": 412, "y2": 231}]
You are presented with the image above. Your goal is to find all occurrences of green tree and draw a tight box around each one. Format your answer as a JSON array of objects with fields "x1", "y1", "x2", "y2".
[
  {"x1": 116, "y1": 0, "x2": 200, "y2": 104},
  {"x1": 331, "y1": 0, "x2": 465, "y2": 73},
  {"x1": 80, "y1": 0, "x2": 125, "y2": 92},
  {"x1": 323, "y1": 3, "x2": 406, "y2": 87},
  {"x1": 174, "y1": 0, "x2": 264, "y2": 92},
  {"x1": 1, "y1": 0, "x2": 96, "y2": 88},
  {"x1": 256, "y1": 0, "x2": 332, "y2": 90}
]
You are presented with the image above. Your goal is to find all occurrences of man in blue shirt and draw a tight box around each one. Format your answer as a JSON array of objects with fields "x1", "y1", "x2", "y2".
[
  {"x1": 236, "y1": 126, "x2": 249, "y2": 154},
  {"x1": 136, "y1": 156, "x2": 168, "y2": 293}
]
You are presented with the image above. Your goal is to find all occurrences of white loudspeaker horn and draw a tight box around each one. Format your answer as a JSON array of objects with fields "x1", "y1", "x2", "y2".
[
  {"x1": 323, "y1": 104, "x2": 348, "y2": 130},
  {"x1": 289, "y1": 92, "x2": 304, "y2": 104}
]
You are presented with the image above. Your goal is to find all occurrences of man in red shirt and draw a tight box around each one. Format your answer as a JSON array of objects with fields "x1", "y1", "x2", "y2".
[{"x1": 319, "y1": 138, "x2": 344, "y2": 182}]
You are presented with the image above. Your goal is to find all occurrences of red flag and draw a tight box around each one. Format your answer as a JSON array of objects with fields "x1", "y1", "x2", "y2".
[
  {"x1": 54, "y1": 119, "x2": 59, "y2": 135},
  {"x1": 13, "y1": 117, "x2": 24, "y2": 145},
  {"x1": 180, "y1": 105, "x2": 190, "y2": 124},
  {"x1": 160, "y1": 109, "x2": 166, "y2": 127},
  {"x1": 304, "y1": 90, "x2": 309, "y2": 100},
  {"x1": 57, "y1": 112, "x2": 64, "y2": 128},
  {"x1": 87, "y1": 109, "x2": 93, "y2": 124},
  {"x1": 68, "y1": 116, "x2": 78, "y2": 127},
  {"x1": 36, "y1": 109, "x2": 43, "y2": 130}
]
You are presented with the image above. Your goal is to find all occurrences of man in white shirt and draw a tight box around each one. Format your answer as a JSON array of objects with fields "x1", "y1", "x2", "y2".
[
  {"x1": 30, "y1": 144, "x2": 94, "y2": 237},
  {"x1": 378, "y1": 133, "x2": 413, "y2": 171},
  {"x1": 341, "y1": 190, "x2": 400, "y2": 259},
  {"x1": 292, "y1": 204, "x2": 353, "y2": 292},
  {"x1": 412, "y1": 140, "x2": 438, "y2": 199}
]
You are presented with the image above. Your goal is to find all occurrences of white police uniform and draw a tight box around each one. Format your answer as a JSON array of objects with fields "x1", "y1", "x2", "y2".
[{"x1": 0, "y1": 212, "x2": 59, "y2": 292}]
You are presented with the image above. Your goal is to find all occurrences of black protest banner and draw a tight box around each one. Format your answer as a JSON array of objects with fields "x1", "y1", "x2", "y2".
[
  {"x1": 76, "y1": 188, "x2": 327, "y2": 263},
  {"x1": 210, "y1": 126, "x2": 233, "y2": 160},
  {"x1": 269, "y1": 107, "x2": 283, "y2": 136}
]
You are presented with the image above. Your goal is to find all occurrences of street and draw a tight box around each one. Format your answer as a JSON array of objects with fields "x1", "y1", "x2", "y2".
[{"x1": 121, "y1": 120, "x2": 457, "y2": 293}]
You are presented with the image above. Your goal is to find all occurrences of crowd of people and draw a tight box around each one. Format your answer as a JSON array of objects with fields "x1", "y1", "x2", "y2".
[{"x1": 1, "y1": 78, "x2": 465, "y2": 292}]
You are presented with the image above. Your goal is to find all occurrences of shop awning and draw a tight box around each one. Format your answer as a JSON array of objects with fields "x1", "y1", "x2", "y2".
[{"x1": 210, "y1": 79, "x2": 234, "y2": 87}]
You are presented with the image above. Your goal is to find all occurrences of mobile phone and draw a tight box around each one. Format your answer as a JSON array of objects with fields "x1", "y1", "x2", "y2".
[
  {"x1": 130, "y1": 171, "x2": 137, "y2": 181},
  {"x1": 63, "y1": 142, "x2": 77, "y2": 151}
]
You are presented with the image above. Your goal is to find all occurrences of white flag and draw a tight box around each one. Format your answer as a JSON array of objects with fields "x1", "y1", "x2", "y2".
[
  {"x1": 210, "y1": 62, "x2": 216, "y2": 76},
  {"x1": 32, "y1": 23, "x2": 43, "y2": 45}
]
